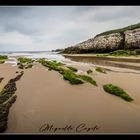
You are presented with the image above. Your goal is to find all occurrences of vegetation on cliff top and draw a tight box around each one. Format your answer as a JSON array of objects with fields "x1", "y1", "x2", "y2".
[
  {"x1": 61, "y1": 22, "x2": 140, "y2": 54},
  {"x1": 96, "y1": 22, "x2": 140, "y2": 37}
]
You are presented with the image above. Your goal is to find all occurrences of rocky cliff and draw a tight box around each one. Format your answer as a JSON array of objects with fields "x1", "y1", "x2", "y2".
[
  {"x1": 124, "y1": 28, "x2": 140, "y2": 49},
  {"x1": 62, "y1": 23, "x2": 140, "y2": 54}
]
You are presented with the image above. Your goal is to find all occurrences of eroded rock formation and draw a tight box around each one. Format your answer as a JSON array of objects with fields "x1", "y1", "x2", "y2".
[{"x1": 62, "y1": 23, "x2": 140, "y2": 54}]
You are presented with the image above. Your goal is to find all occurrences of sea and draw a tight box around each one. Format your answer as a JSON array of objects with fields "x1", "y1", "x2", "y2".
[
  {"x1": 0, "y1": 51, "x2": 72, "y2": 66},
  {"x1": 1, "y1": 51, "x2": 139, "y2": 71}
]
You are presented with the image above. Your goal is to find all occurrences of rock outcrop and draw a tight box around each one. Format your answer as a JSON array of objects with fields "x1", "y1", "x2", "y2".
[
  {"x1": 62, "y1": 23, "x2": 140, "y2": 54},
  {"x1": 92, "y1": 33, "x2": 124, "y2": 53},
  {"x1": 63, "y1": 38, "x2": 95, "y2": 54},
  {"x1": 124, "y1": 28, "x2": 140, "y2": 49}
]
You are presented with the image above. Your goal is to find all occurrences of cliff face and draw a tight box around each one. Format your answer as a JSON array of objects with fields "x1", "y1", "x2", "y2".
[
  {"x1": 124, "y1": 28, "x2": 140, "y2": 49},
  {"x1": 62, "y1": 23, "x2": 140, "y2": 54},
  {"x1": 92, "y1": 33, "x2": 124, "y2": 52},
  {"x1": 62, "y1": 38, "x2": 95, "y2": 54}
]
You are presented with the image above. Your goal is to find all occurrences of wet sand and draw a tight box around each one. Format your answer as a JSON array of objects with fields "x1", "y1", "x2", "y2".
[
  {"x1": 63, "y1": 54, "x2": 140, "y2": 71},
  {"x1": 62, "y1": 54, "x2": 140, "y2": 61},
  {"x1": 1, "y1": 62, "x2": 140, "y2": 133}
]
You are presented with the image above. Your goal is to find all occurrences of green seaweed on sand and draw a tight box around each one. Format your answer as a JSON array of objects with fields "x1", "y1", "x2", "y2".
[
  {"x1": 63, "y1": 70, "x2": 83, "y2": 85},
  {"x1": 66, "y1": 66, "x2": 78, "y2": 72},
  {"x1": 18, "y1": 57, "x2": 34, "y2": 69},
  {"x1": 38, "y1": 59, "x2": 97, "y2": 86},
  {"x1": 18, "y1": 57, "x2": 33, "y2": 64},
  {"x1": 79, "y1": 75, "x2": 97, "y2": 86},
  {"x1": 39, "y1": 59, "x2": 82, "y2": 84},
  {"x1": 0, "y1": 55, "x2": 8, "y2": 60},
  {"x1": 109, "y1": 49, "x2": 140, "y2": 56},
  {"x1": 0, "y1": 72, "x2": 24, "y2": 132},
  {"x1": 0, "y1": 55, "x2": 8, "y2": 64},
  {"x1": 25, "y1": 64, "x2": 33, "y2": 69},
  {"x1": 103, "y1": 84, "x2": 133, "y2": 102},
  {"x1": 96, "y1": 49, "x2": 140, "y2": 57},
  {"x1": 95, "y1": 67, "x2": 106, "y2": 74},
  {"x1": 0, "y1": 78, "x2": 4, "y2": 83},
  {"x1": 87, "y1": 69, "x2": 93, "y2": 74},
  {"x1": 0, "y1": 61, "x2": 5, "y2": 64}
]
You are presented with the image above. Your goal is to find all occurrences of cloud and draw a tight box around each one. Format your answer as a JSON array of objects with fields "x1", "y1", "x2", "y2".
[{"x1": 0, "y1": 6, "x2": 139, "y2": 51}]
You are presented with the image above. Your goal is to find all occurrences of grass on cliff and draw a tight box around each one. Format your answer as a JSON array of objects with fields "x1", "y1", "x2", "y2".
[
  {"x1": 96, "y1": 22, "x2": 140, "y2": 37},
  {"x1": 103, "y1": 84, "x2": 133, "y2": 102}
]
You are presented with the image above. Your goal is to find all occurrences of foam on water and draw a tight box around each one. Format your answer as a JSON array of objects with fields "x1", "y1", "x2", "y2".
[
  {"x1": 3, "y1": 52, "x2": 72, "y2": 66},
  {"x1": 5, "y1": 57, "x2": 17, "y2": 66}
]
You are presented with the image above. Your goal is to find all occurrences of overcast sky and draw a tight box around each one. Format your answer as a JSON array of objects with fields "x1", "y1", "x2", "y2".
[{"x1": 0, "y1": 6, "x2": 140, "y2": 52}]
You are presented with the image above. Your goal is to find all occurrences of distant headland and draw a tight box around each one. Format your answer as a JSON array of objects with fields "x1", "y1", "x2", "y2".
[{"x1": 61, "y1": 22, "x2": 140, "y2": 54}]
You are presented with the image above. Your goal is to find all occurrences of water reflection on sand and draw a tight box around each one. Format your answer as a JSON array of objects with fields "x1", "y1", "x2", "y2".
[{"x1": 63, "y1": 55, "x2": 140, "y2": 71}]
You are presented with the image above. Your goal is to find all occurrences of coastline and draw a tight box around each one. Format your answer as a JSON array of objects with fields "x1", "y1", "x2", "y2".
[
  {"x1": 0, "y1": 58, "x2": 140, "y2": 133},
  {"x1": 62, "y1": 54, "x2": 140, "y2": 62},
  {"x1": 1, "y1": 6, "x2": 140, "y2": 134},
  {"x1": 62, "y1": 54, "x2": 140, "y2": 71}
]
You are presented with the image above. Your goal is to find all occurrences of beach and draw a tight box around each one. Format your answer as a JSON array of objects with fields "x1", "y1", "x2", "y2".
[
  {"x1": 1, "y1": 6, "x2": 140, "y2": 134},
  {"x1": 0, "y1": 55, "x2": 140, "y2": 133}
]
